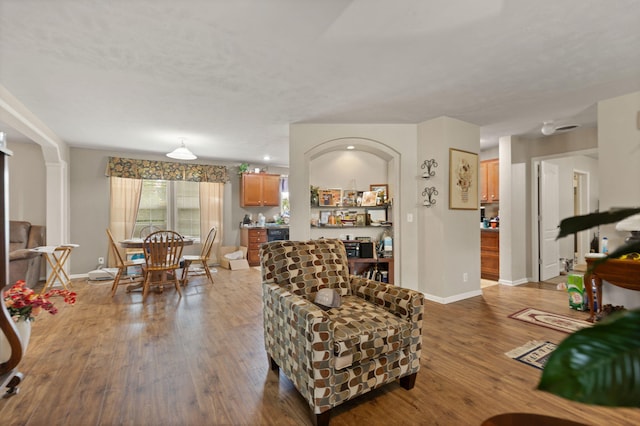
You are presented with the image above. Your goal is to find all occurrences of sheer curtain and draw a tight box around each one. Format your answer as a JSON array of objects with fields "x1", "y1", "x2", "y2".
[
  {"x1": 199, "y1": 182, "x2": 224, "y2": 263},
  {"x1": 108, "y1": 177, "x2": 142, "y2": 266}
]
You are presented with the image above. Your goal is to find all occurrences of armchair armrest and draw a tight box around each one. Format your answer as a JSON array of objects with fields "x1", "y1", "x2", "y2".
[
  {"x1": 262, "y1": 283, "x2": 334, "y2": 408},
  {"x1": 349, "y1": 275, "x2": 424, "y2": 334},
  {"x1": 9, "y1": 249, "x2": 41, "y2": 262}
]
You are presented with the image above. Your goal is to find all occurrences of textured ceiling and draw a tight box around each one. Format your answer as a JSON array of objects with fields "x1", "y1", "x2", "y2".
[{"x1": 1, "y1": 0, "x2": 639, "y2": 166}]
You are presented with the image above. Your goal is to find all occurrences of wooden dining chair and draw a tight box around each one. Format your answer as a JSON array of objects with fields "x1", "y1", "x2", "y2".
[
  {"x1": 181, "y1": 227, "x2": 217, "y2": 285},
  {"x1": 139, "y1": 225, "x2": 161, "y2": 239},
  {"x1": 142, "y1": 230, "x2": 184, "y2": 301},
  {"x1": 106, "y1": 229, "x2": 145, "y2": 297}
]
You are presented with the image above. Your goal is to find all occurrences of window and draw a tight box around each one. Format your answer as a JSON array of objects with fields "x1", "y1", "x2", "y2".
[{"x1": 135, "y1": 180, "x2": 200, "y2": 238}]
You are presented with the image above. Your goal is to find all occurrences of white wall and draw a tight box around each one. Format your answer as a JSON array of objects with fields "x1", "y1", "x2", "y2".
[
  {"x1": 597, "y1": 90, "x2": 640, "y2": 308},
  {"x1": 7, "y1": 140, "x2": 46, "y2": 226}
]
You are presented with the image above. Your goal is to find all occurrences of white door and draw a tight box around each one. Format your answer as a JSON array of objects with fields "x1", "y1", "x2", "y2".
[{"x1": 540, "y1": 161, "x2": 560, "y2": 280}]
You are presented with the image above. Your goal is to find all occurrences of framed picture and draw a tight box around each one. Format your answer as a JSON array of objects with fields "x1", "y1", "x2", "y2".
[
  {"x1": 361, "y1": 191, "x2": 378, "y2": 206},
  {"x1": 369, "y1": 184, "x2": 388, "y2": 205},
  {"x1": 449, "y1": 148, "x2": 479, "y2": 210},
  {"x1": 342, "y1": 190, "x2": 358, "y2": 207},
  {"x1": 356, "y1": 213, "x2": 367, "y2": 226},
  {"x1": 367, "y1": 208, "x2": 387, "y2": 223},
  {"x1": 319, "y1": 188, "x2": 342, "y2": 206},
  {"x1": 319, "y1": 210, "x2": 331, "y2": 224}
]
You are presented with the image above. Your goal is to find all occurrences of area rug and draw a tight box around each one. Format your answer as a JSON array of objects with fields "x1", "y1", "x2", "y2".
[
  {"x1": 508, "y1": 307, "x2": 592, "y2": 334},
  {"x1": 505, "y1": 340, "x2": 557, "y2": 370}
]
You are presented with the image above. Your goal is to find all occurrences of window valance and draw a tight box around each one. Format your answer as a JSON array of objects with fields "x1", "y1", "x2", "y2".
[{"x1": 106, "y1": 157, "x2": 229, "y2": 183}]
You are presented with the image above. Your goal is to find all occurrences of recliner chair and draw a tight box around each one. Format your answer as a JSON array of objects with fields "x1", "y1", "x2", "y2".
[{"x1": 9, "y1": 221, "x2": 45, "y2": 287}]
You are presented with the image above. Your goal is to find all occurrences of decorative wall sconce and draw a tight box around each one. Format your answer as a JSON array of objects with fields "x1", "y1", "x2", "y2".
[
  {"x1": 422, "y1": 186, "x2": 438, "y2": 207},
  {"x1": 421, "y1": 159, "x2": 438, "y2": 179}
]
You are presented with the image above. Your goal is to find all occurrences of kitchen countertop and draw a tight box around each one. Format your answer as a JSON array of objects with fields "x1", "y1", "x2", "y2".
[
  {"x1": 240, "y1": 224, "x2": 289, "y2": 229},
  {"x1": 481, "y1": 227, "x2": 499, "y2": 232}
]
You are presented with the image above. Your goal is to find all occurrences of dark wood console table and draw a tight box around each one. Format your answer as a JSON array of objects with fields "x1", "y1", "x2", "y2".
[{"x1": 584, "y1": 257, "x2": 640, "y2": 322}]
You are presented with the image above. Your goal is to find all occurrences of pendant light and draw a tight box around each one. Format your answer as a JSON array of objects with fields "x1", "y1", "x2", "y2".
[{"x1": 166, "y1": 138, "x2": 197, "y2": 160}]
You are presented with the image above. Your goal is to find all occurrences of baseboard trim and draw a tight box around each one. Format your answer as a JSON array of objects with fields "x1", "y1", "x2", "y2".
[
  {"x1": 423, "y1": 289, "x2": 483, "y2": 304},
  {"x1": 498, "y1": 278, "x2": 529, "y2": 286}
]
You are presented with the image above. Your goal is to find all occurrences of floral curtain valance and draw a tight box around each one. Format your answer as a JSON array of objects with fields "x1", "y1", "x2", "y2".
[{"x1": 106, "y1": 157, "x2": 229, "y2": 183}]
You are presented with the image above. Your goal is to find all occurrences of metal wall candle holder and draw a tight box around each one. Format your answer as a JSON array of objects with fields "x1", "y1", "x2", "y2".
[
  {"x1": 421, "y1": 159, "x2": 438, "y2": 179},
  {"x1": 422, "y1": 186, "x2": 438, "y2": 207}
]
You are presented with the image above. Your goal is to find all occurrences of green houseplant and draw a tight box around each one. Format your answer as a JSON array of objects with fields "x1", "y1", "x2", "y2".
[{"x1": 538, "y1": 207, "x2": 640, "y2": 407}]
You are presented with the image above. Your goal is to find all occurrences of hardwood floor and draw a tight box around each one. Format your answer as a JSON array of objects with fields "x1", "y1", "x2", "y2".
[{"x1": 2, "y1": 269, "x2": 639, "y2": 425}]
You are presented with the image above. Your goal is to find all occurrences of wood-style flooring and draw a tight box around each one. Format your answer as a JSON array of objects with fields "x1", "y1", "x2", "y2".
[{"x1": 1, "y1": 269, "x2": 638, "y2": 426}]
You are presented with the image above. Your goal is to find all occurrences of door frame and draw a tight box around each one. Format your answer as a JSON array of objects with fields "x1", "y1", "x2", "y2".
[
  {"x1": 530, "y1": 149, "x2": 597, "y2": 282},
  {"x1": 573, "y1": 170, "x2": 591, "y2": 266}
]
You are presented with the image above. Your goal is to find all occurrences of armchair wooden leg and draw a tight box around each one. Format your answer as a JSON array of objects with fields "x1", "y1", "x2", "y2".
[
  {"x1": 269, "y1": 356, "x2": 279, "y2": 373},
  {"x1": 313, "y1": 410, "x2": 331, "y2": 426},
  {"x1": 399, "y1": 372, "x2": 417, "y2": 390}
]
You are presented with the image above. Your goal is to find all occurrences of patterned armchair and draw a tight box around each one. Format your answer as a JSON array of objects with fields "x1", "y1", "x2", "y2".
[{"x1": 260, "y1": 239, "x2": 423, "y2": 426}]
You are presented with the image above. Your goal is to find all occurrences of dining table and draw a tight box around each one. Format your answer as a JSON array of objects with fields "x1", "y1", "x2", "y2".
[{"x1": 119, "y1": 237, "x2": 195, "y2": 292}]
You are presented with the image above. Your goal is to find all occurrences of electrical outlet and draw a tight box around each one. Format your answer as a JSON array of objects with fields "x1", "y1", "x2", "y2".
[
  {"x1": 98, "y1": 257, "x2": 105, "y2": 265},
  {"x1": 463, "y1": 272, "x2": 468, "y2": 282}
]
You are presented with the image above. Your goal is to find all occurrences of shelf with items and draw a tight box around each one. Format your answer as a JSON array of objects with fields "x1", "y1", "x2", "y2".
[
  {"x1": 348, "y1": 257, "x2": 394, "y2": 284},
  {"x1": 310, "y1": 205, "x2": 391, "y2": 228}
]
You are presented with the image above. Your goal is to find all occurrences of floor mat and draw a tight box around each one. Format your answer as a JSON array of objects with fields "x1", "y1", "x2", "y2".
[
  {"x1": 508, "y1": 307, "x2": 592, "y2": 333},
  {"x1": 505, "y1": 340, "x2": 557, "y2": 370}
]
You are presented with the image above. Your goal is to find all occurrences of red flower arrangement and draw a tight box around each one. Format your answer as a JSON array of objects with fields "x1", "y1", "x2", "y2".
[{"x1": 3, "y1": 280, "x2": 76, "y2": 322}]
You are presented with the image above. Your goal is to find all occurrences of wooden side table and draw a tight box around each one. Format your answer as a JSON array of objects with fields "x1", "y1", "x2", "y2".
[
  {"x1": 584, "y1": 257, "x2": 640, "y2": 322},
  {"x1": 31, "y1": 244, "x2": 79, "y2": 295}
]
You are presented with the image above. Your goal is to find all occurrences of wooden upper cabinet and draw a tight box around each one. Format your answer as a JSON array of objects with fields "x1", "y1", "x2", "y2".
[
  {"x1": 480, "y1": 159, "x2": 499, "y2": 203},
  {"x1": 240, "y1": 173, "x2": 280, "y2": 207},
  {"x1": 480, "y1": 161, "x2": 489, "y2": 203},
  {"x1": 487, "y1": 160, "x2": 499, "y2": 202}
]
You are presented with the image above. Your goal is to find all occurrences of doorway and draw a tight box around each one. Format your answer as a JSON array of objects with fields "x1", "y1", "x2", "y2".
[
  {"x1": 573, "y1": 170, "x2": 590, "y2": 268},
  {"x1": 530, "y1": 149, "x2": 598, "y2": 283}
]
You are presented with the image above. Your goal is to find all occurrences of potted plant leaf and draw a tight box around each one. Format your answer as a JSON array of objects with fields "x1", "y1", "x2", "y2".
[{"x1": 537, "y1": 207, "x2": 640, "y2": 407}]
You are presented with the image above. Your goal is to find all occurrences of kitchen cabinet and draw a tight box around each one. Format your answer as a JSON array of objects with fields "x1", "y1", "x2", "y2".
[
  {"x1": 240, "y1": 227, "x2": 267, "y2": 266},
  {"x1": 481, "y1": 229, "x2": 499, "y2": 280},
  {"x1": 480, "y1": 159, "x2": 499, "y2": 203},
  {"x1": 240, "y1": 173, "x2": 280, "y2": 207}
]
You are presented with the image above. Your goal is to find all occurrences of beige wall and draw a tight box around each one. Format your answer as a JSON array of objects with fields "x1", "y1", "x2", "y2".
[
  {"x1": 597, "y1": 90, "x2": 640, "y2": 308},
  {"x1": 507, "y1": 127, "x2": 599, "y2": 280},
  {"x1": 418, "y1": 117, "x2": 482, "y2": 301},
  {"x1": 7, "y1": 140, "x2": 46, "y2": 226},
  {"x1": 309, "y1": 150, "x2": 390, "y2": 242},
  {"x1": 290, "y1": 124, "x2": 420, "y2": 292},
  {"x1": 68, "y1": 147, "x2": 287, "y2": 275},
  {"x1": 290, "y1": 119, "x2": 482, "y2": 301}
]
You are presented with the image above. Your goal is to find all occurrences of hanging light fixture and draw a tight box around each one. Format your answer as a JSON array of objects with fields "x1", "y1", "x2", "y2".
[
  {"x1": 166, "y1": 138, "x2": 197, "y2": 160},
  {"x1": 541, "y1": 121, "x2": 556, "y2": 136}
]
